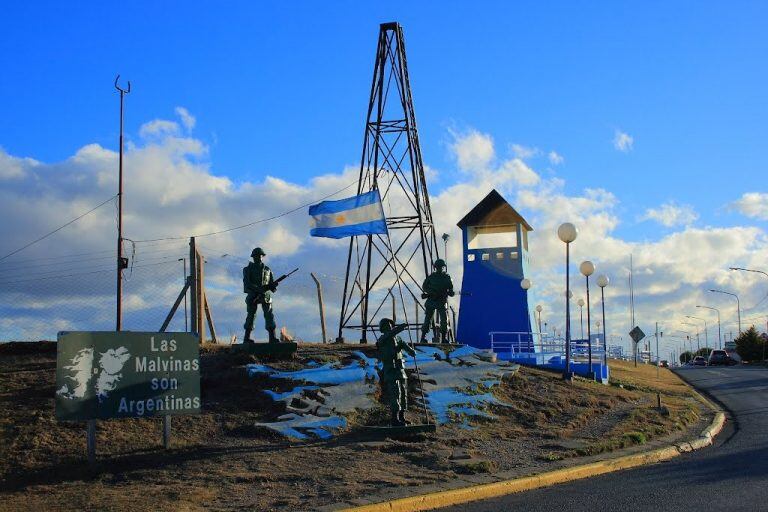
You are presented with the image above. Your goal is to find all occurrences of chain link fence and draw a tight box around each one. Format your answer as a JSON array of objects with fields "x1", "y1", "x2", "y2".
[{"x1": 0, "y1": 237, "x2": 347, "y2": 343}]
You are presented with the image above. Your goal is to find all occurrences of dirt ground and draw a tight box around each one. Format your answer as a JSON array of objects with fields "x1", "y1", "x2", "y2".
[{"x1": 0, "y1": 342, "x2": 708, "y2": 511}]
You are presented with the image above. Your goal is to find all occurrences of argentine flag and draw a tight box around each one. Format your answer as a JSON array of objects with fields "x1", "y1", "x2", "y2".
[{"x1": 309, "y1": 190, "x2": 388, "y2": 239}]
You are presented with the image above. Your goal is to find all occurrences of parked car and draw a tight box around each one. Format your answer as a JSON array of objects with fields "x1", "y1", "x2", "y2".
[
  {"x1": 659, "y1": 360, "x2": 669, "y2": 368},
  {"x1": 708, "y1": 349, "x2": 736, "y2": 366},
  {"x1": 692, "y1": 356, "x2": 707, "y2": 366}
]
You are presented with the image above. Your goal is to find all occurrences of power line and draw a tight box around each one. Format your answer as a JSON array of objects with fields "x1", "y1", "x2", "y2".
[
  {"x1": 130, "y1": 180, "x2": 358, "y2": 243},
  {"x1": 0, "y1": 195, "x2": 118, "y2": 263},
  {"x1": 0, "y1": 242, "x2": 188, "y2": 274},
  {"x1": 0, "y1": 248, "x2": 116, "y2": 265},
  {"x1": 0, "y1": 260, "x2": 177, "y2": 286}
]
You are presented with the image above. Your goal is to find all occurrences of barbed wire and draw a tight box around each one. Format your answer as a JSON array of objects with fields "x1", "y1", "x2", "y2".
[
  {"x1": 0, "y1": 195, "x2": 118, "y2": 263},
  {"x1": 129, "y1": 179, "x2": 357, "y2": 243}
]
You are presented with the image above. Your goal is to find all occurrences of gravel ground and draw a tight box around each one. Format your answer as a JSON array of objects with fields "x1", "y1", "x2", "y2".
[{"x1": 0, "y1": 342, "x2": 707, "y2": 511}]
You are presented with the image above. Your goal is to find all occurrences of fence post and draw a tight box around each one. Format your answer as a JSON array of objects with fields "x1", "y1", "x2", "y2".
[
  {"x1": 189, "y1": 237, "x2": 198, "y2": 339},
  {"x1": 196, "y1": 249, "x2": 206, "y2": 343},
  {"x1": 310, "y1": 273, "x2": 328, "y2": 343}
]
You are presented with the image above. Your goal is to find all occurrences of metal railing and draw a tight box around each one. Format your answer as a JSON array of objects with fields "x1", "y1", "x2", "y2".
[{"x1": 489, "y1": 331, "x2": 606, "y2": 365}]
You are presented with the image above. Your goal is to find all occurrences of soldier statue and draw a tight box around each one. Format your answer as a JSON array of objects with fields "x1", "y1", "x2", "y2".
[
  {"x1": 243, "y1": 247, "x2": 279, "y2": 344},
  {"x1": 376, "y1": 318, "x2": 416, "y2": 427},
  {"x1": 420, "y1": 258, "x2": 455, "y2": 344}
]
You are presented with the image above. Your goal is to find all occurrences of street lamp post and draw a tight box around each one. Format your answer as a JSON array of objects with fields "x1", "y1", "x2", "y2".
[
  {"x1": 709, "y1": 289, "x2": 741, "y2": 334},
  {"x1": 535, "y1": 305, "x2": 543, "y2": 334},
  {"x1": 577, "y1": 298, "x2": 585, "y2": 340},
  {"x1": 580, "y1": 261, "x2": 596, "y2": 379},
  {"x1": 685, "y1": 315, "x2": 708, "y2": 349},
  {"x1": 597, "y1": 274, "x2": 609, "y2": 367},
  {"x1": 682, "y1": 322, "x2": 701, "y2": 352},
  {"x1": 520, "y1": 278, "x2": 533, "y2": 351},
  {"x1": 696, "y1": 305, "x2": 721, "y2": 349},
  {"x1": 730, "y1": 266, "x2": 768, "y2": 342},
  {"x1": 442, "y1": 233, "x2": 450, "y2": 266},
  {"x1": 558, "y1": 222, "x2": 578, "y2": 381}
]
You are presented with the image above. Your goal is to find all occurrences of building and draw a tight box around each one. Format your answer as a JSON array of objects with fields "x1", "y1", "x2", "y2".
[{"x1": 455, "y1": 190, "x2": 537, "y2": 351}]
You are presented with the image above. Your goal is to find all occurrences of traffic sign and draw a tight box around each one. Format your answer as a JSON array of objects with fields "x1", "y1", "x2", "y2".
[
  {"x1": 629, "y1": 326, "x2": 646, "y2": 344},
  {"x1": 55, "y1": 331, "x2": 200, "y2": 421}
]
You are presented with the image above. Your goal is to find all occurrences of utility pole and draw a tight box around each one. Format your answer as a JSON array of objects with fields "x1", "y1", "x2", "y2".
[{"x1": 114, "y1": 75, "x2": 131, "y2": 331}]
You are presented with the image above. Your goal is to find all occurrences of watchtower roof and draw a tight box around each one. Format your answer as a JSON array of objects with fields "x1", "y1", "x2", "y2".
[{"x1": 456, "y1": 189, "x2": 533, "y2": 231}]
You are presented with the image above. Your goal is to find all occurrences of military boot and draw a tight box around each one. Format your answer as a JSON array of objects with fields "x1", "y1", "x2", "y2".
[
  {"x1": 268, "y1": 328, "x2": 279, "y2": 344},
  {"x1": 391, "y1": 411, "x2": 404, "y2": 427},
  {"x1": 397, "y1": 410, "x2": 410, "y2": 426},
  {"x1": 244, "y1": 329, "x2": 254, "y2": 344}
]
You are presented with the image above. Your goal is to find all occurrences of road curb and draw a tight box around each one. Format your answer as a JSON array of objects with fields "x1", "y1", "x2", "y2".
[{"x1": 337, "y1": 381, "x2": 726, "y2": 512}]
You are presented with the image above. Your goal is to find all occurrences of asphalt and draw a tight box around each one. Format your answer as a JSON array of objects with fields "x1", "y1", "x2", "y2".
[{"x1": 440, "y1": 365, "x2": 768, "y2": 512}]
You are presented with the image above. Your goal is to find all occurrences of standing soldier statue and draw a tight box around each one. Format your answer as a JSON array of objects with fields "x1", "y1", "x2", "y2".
[
  {"x1": 243, "y1": 247, "x2": 279, "y2": 344},
  {"x1": 376, "y1": 318, "x2": 416, "y2": 426},
  {"x1": 420, "y1": 259, "x2": 455, "y2": 344}
]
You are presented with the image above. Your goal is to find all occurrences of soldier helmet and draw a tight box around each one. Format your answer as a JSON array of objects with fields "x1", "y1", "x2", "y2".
[
  {"x1": 433, "y1": 259, "x2": 446, "y2": 268},
  {"x1": 379, "y1": 318, "x2": 394, "y2": 332},
  {"x1": 251, "y1": 247, "x2": 266, "y2": 257}
]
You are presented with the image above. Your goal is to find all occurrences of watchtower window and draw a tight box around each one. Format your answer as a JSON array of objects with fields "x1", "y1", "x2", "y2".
[
  {"x1": 467, "y1": 224, "x2": 518, "y2": 250},
  {"x1": 496, "y1": 252, "x2": 504, "y2": 259},
  {"x1": 481, "y1": 253, "x2": 490, "y2": 261},
  {"x1": 467, "y1": 254, "x2": 475, "y2": 262}
]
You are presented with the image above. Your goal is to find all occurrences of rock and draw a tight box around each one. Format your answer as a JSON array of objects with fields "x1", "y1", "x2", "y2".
[{"x1": 449, "y1": 448, "x2": 473, "y2": 460}]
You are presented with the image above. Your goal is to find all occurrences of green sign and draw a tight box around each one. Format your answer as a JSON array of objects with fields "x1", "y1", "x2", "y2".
[{"x1": 55, "y1": 331, "x2": 200, "y2": 421}]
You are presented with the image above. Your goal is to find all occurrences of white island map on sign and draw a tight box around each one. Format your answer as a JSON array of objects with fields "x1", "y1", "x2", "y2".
[{"x1": 57, "y1": 346, "x2": 131, "y2": 402}]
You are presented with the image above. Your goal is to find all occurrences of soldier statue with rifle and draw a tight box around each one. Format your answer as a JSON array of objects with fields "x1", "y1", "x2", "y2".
[
  {"x1": 376, "y1": 318, "x2": 416, "y2": 427},
  {"x1": 420, "y1": 258, "x2": 455, "y2": 344},
  {"x1": 242, "y1": 247, "x2": 298, "y2": 344}
]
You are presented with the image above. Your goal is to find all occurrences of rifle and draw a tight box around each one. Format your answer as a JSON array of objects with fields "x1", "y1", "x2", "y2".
[
  {"x1": 252, "y1": 267, "x2": 299, "y2": 303},
  {"x1": 421, "y1": 290, "x2": 471, "y2": 300}
]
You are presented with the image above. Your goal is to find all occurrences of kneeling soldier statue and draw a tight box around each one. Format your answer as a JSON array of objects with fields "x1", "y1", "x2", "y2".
[
  {"x1": 376, "y1": 318, "x2": 416, "y2": 426},
  {"x1": 420, "y1": 258, "x2": 455, "y2": 344},
  {"x1": 243, "y1": 247, "x2": 279, "y2": 344}
]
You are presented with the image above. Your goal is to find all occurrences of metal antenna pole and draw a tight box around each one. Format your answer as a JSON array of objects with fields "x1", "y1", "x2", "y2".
[
  {"x1": 115, "y1": 75, "x2": 131, "y2": 331},
  {"x1": 337, "y1": 23, "x2": 439, "y2": 343}
]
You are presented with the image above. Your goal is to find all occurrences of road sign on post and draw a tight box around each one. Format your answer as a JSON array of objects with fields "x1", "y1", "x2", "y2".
[
  {"x1": 55, "y1": 331, "x2": 201, "y2": 459},
  {"x1": 629, "y1": 326, "x2": 646, "y2": 367},
  {"x1": 56, "y1": 331, "x2": 201, "y2": 421}
]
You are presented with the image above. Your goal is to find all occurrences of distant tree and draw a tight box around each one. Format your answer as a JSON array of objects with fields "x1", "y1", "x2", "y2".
[
  {"x1": 696, "y1": 347, "x2": 713, "y2": 358},
  {"x1": 735, "y1": 326, "x2": 766, "y2": 362},
  {"x1": 680, "y1": 351, "x2": 694, "y2": 364}
]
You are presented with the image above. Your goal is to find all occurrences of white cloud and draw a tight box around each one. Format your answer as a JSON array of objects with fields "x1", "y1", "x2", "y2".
[
  {"x1": 613, "y1": 129, "x2": 634, "y2": 152},
  {"x1": 641, "y1": 202, "x2": 699, "y2": 227},
  {"x1": 451, "y1": 129, "x2": 494, "y2": 171},
  {"x1": 510, "y1": 144, "x2": 540, "y2": 160},
  {"x1": 730, "y1": 192, "x2": 768, "y2": 220},
  {"x1": 0, "y1": 148, "x2": 37, "y2": 180},
  {"x1": 548, "y1": 151, "x2": 564, "y2": 165},
  {"x1": 2, "y1": 120, "x2": 767, "y2": 360},
  {"x1": 139, "y1": 119, "x2": 180, "y2": 139},
  {"x1": 175, "y1": 107, "x2": 196, "y2": 132}
]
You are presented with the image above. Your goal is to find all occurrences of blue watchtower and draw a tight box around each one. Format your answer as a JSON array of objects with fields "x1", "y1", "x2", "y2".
[{"x1": 456, "y1": 190, "x2": 537, "y2": 351}]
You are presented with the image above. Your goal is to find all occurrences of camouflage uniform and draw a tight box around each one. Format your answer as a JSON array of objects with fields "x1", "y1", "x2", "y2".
[
  {"x1": 420, "y1": 259, "x2": 454, "y2": 343},
  {"x1": 376, "y1": 319, "x2": 416, "y2": 426},
  {"x1": 243, "y1": 248, "x2": 278, "y2": 343}
]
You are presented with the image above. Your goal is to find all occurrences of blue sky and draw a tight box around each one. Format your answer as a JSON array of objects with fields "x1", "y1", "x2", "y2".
[
  {"x1": 2, "y1": 1, "x2": 766, "y2": 241},
  {"x1": 2, "y1": 2, "x2": 768, "y2": 352}
]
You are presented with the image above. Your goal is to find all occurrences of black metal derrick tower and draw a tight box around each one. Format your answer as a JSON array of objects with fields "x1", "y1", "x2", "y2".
[{"x1": 337, "y1": 22, "x2": 439, "y2": 343}]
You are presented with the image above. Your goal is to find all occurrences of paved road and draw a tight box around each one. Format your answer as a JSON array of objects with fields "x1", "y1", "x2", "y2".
[{"x1": 441, "y1": 366, "x2": 768, "y2": 512}]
